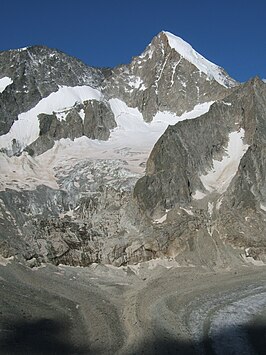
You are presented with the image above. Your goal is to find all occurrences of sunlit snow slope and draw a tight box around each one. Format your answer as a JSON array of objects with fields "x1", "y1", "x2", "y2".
[
  {"x1": 0, "y1": 85, "x2": 103, "y2": 152},
  {"x1": 164, "y1": 31, "x2": 235, "y2": 87},
  {"x1": 0, "y1": 95, "x2": 213, "y2": 191},
  {"x1": 0, "y1": 76, "x2": 13, "y2": 93}
]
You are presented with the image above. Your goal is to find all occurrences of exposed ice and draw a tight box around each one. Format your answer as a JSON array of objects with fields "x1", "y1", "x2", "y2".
[
  {"x1": 210, "y1": 290, "x2": 266, "y2": 355},
  {"x1": 187, "y1": 284, "x2": 266, "y2": 355}
]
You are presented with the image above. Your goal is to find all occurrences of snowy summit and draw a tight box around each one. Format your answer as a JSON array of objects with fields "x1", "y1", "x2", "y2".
[{"x1": 163, "y1": 31, "x2": 235, "y2": 87}]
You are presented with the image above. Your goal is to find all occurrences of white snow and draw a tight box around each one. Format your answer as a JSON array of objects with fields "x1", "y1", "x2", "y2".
[
  {"x1": 260, "y1": 203, "x2": 266, "y2": 212},
  {"x1": 221, "y1": 101, "x2": 232, "y2": 106},
  {"x1": 208, "y1": 202, "x2": 214, "y2": 217},
  {"x1": 16, "y1": 47, "x2": 29, "y2": 52},
  {"x1": 79, "y1": 109, "x2": 85, "y2": 121},
  {"x1": 55, "y1": 111, "x2": 68, "y2": 121},
  {"x1": 0, "y1": 85, "x2": 103, "y2": 152},
  {"x1": 200, "y1": 129, "x2": 249, "y2": 193},
  {"x1": 180, "y1": 207, "x2": 194, "y2": 216},
  {"x1": 216, "y1": 197, "x2": 223, "y2": 210},
  {"x1": 154, "y1": 213, "x2": 168, "y2": 224},
  {"x1": 163, "y1": 31, "x2": 233, "y2": 88},
  {"x1": 0, "y1": 77, "x2": 13, "y2": 93},
  {"x1": 152, "y1": 101, "x2": 213, "y2": 125},
  {"x1": 128, "y1": 76, "x2": 144, "y2": 89},
  {"x1": 192, "y1": 190, "x2": 207, "y2": 200},
  {"x1": 0, "y1": 98, "x2": 213, "y2": 191}
]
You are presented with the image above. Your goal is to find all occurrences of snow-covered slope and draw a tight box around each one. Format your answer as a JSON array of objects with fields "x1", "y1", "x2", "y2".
[
  {"x1": 0, "y1": 100, "x2": 213, "y2": 191},
  {"x1": 199, "y1": 129, "x2": 249, "y2": 194},
  {"x1": 0, "y1": 85, "x2": 104, "y2": 153},
  {"x1": 0, "y1": 76, "x2": 13, "y2": 93},
  {"x1": 163, "y1": 31, "x2": 235, "y2": 87}
]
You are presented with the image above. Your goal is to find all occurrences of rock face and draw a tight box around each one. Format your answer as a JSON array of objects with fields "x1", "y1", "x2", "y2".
[
  {"x1": 1, "y1": 32, "x2": 266, "y2": 267},
  {"x1": 26, "y1": 100, "x2": 116, "y2": 156},
  {"x1": 135, "y1": 77, "x2": 266, "y2": 262},
  {"x1": 103, "y1": 31, "x2": 235, "y2": 121},
  {"x1": 0, "y1": 46, "x2": 104, "y2": 135}
]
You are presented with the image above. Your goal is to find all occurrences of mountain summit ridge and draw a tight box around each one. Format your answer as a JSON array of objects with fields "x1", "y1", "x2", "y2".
[{"x1": 161, "y1": 31, "x2": 236, "y2": 87}]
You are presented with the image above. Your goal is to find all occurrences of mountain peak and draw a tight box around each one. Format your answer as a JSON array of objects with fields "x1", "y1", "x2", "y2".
[{"x1": 156, "y1": 31, "x2": 236, "y2": 88}]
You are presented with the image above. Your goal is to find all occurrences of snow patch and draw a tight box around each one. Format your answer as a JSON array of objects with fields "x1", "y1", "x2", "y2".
[
  {"x1": 128, "y1": 76, "x2": 144, "y2": 89},
  {"x1": 79, "y1": 109, "x2": 85, "y2": 121},
  {"x1": 163, "y1": 31, "x2": 234, "y2": 88},
  {"x1": 208, "y1": 202, "x2": 214, "y2": 217},
  {"x1": 154, "y1": 213, "x2": 168, "y2": 224},
  {"x1": 180, "y1": 207, "x2": 194, "y2": 216},
  {"x1": 0, "y1": 85, "x2": 103, "y2": 152},
  {"x1": 192, "y1": 190, "x2": 207, "y2": 200},
  {"x1": 16, "y1": 47, "x2": 29, "y2": 52},
  {"x1": 0, "y1": 255, "x2": 14, "y2": 266},
  {"x1": 221, "y1": 101, "x2": 232, "y2": 106},
  {"x1": 260, "y1": 203, "x2": 266, "y2": 212},
  {"x1": 55, "y1": 110, "x2": 69, "y2": 121},
  {"x1": 200, "y1": 129, "x2": 249, "y2": 193},
  {"x1": 153, "y1": 101, "x2": 213, "y2": 125},
  {"x1": 0, "y1": 77, "x2": 13, "y2": 93},
  {"x1": 216, "y1": 197, "x2": 223, "y2": 210}
]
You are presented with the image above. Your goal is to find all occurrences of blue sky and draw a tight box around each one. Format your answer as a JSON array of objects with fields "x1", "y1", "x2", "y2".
[{"x1": 1, "y1": 0, "x2": 265, "y2": 82}]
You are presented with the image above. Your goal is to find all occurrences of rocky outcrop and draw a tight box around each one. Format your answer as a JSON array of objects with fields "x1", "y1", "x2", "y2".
[
  {"x1": 0, "y1": 46, "x2": 104, "y2": 135},
  {"x1": 103, "y1": 32, "x2": 236, "y2": 121},
  {"x1": 134, "y1": 78, "x2": 264, "y2": 216},
  {"x1": 26, "y1": 100, "x2": 116, "y2": 156},
  {"x1": 83, "y1": 99, "x2": 116, "y2": 140},
  {"x1": 133, "y1": 78, "x2": 266, "y2": 262}
]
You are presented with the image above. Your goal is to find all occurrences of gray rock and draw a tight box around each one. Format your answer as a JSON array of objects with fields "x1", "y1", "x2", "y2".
[
  {"x1": 25, "y1": 100, "x2": 116, "y2": 155},
  {"x1": 103, "y1": 32, "x2": 236, "y2": 121},
  {"x1": 0, "y1": 45, "x2": 105, "y2": 135},
  {"x1": 3, "y1": 35, "x2": 266, "y2": 268}
]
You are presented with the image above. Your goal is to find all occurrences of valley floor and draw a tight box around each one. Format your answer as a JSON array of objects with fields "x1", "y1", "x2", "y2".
[{"x1": 0, "y1": 260, "x2": 266, "y2": 354}]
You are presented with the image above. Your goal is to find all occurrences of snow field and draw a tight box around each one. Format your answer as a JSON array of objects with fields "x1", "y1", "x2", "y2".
[{"x1": 0, "y1": 96, "x2": 213, "y2": 191}]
